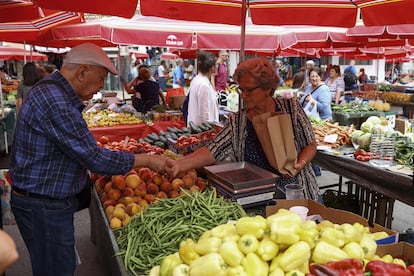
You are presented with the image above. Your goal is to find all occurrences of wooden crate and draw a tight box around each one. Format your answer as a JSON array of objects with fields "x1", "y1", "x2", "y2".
[{"x1": 346, "y1": 181, "x2": 395, "y2": 229}]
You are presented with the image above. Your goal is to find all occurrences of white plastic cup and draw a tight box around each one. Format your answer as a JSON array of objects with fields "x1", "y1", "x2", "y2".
[
  {"x1": 289, "y1": 206, "x2": 309, "y2": 221},
  {"x1": 285, "y1": 184, "x2": 304, "y2": 200}
]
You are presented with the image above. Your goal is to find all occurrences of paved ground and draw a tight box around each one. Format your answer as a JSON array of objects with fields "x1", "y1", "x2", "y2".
[{"x1": 2, "y1": 168, "x2": 414, "y2": 276}]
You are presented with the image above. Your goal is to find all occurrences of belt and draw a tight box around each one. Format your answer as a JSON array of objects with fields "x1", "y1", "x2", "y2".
[{"x1": 12, "y1": 186, "x2": 58, "y2": 200}]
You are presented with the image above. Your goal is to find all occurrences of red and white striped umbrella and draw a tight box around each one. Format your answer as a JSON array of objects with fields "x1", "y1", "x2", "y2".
[
  {"x1": 0, "y1": 45, "x2": 47, "y2": 61},
  {"x1": 0, "y1": 10, "x2": 84, "y2": 44}
]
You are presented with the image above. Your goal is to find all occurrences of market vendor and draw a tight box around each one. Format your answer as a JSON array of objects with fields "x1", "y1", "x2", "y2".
[
  {"x1": 166, "y1": 58, "x2": 320, "y2": 200},
  {"x1": 9, "y1": 43, "x2": 167, "y2": 276}
]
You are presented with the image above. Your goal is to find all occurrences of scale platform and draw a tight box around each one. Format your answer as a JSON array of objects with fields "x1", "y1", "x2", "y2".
[{"x1": 204, "y1": 162, "x2": 278, "y2": 206}]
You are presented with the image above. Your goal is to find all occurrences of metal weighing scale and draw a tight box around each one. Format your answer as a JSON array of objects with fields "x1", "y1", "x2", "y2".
[{"x1": 204, "y1": 162, "x2": 278, "y2": 207}]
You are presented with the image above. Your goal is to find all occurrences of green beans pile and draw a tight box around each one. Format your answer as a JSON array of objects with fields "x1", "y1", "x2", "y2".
[{"x1": 114, "y1": 188, "x2": 246, "y2": 275}]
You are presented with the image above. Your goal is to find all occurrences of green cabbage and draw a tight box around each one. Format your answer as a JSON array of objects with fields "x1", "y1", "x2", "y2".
[
  {"x1": 358, "y1": 132, "x2": 372, "y2": 151},
  {"x1": 366, "y1": 116, "x2": 381, "y2": 125},
  {"x1": 370, "y1": 124, "x2": 387, "y2": 135},
  {"x1": 404, "y1": 133, "x2": 414, "y2": 143},
  {"x1": 360, "y1": 121, "x2": 373, "y2": 133}
]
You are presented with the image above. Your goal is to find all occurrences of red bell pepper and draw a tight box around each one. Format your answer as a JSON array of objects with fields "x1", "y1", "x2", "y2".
[
  {"x1": 407, "y1": 264, "x2": 414, "y2": 274},
  {"x1": 365, "y1": 260, "x2": 412, "y2": 276}
]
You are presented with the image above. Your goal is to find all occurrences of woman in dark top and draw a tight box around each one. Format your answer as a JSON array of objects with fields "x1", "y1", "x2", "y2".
[
  {"x1": 166, "y1": 58, "x2": 320, "y2": 200},
  {"x1": 133, "y1": 67, "x2": 164, "y2": 113}
]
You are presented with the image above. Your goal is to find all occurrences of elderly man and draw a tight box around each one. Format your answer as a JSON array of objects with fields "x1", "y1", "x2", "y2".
[{"x1": 10, "y1": 43, "x2": 167, "y2": 276}]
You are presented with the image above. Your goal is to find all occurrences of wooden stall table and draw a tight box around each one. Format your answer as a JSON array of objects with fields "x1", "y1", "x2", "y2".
[
  {"x1": 89, "y1": 120, "x2": 185, "y2": 142},
  {"x1": 389, "y1": 101, "x2": 414, "y2": 119},
  {"x1": 314, "y1": 150, "x2": 413, "y2": 228}
]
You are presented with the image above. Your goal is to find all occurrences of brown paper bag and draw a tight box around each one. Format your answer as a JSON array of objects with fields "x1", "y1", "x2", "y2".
[{"x1": 252, "y1": 112, "x2": 297, "y2": 177}]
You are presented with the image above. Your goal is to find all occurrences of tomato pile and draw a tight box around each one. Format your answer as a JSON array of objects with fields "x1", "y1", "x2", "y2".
[{"x1": 353, "y1": 149, "x2": 373, "y2": 162}]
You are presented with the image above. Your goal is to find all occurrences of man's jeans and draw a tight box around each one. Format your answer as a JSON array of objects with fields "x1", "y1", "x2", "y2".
[{"x1": 11, "y1": 192, "x2": 78, "y2": 276}]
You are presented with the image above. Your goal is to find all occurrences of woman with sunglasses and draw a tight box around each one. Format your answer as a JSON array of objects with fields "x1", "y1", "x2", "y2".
[{"x1": 167, "y1": 58, "x2": 320, "y2": 200}]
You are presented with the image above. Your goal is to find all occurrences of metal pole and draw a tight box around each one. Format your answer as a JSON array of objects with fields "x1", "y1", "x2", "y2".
[{"x1": 240, "y1": 0, "x2": 247, "y2": 63}]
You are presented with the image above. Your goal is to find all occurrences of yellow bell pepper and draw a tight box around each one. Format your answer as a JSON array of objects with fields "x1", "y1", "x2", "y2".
[
  {"x1": 320, "y1": 227, "x2": 345, "y2": 248},
  {"x1": 312, "y1": 241, "x2": 348, "y2": 264},
  {"x1": 371, "y1": 231, "x2": 389, "y2": 241},
  {"x1": 172, "y1": 264, "x2": 189, "y2": 276},
  {"x1": 269, "y1": 220, "x2": 300, "y2": 245},
  {"x1": 199, "y1": 230, "x2": 212, "y2": 240},
  {"x1": 343, "y1": 241, "x2": 365, "y2": 260},
  {"x1": 268, "y1": 267, "x2": 284, "y2": 276},
  {"x1": 149, "y1": 265, "x2": 160, "y2": 276},
  {"x1": 241, "y1": 253, "x2": 269, "y2": 276},
  {"x1": 189, "y1": 253, "x2": 227, "y2": 276},
  {"x1": 238, "y1": 234, "x2": 259, "y2": 254},
  {"x1": 269, "y1": 254, "x2": 283, "y2": 273},
  {"x1": 194, "y1": 237, "x2": 221, "y2": 255},
  {"x1": 286, "y1": 269, "x2": 305, "y2": 276},
  {"x1": 179, "y1": 239, "x2": 199, "y2": 265},
  {"x1": 360, "y1": 236, "x2": 378, "y2": 260},
  {"x1": 235, "y1": 216, "x2": 267, "y2": 239},
  {"x1": 211, "y1": 222, "x2": 238, "y2": 239},
  {"x1": 316, "y1": 220, "x2": 334, "y2": 231},
  {"x1": 392, "y1": 257, "x2": 407, "y2": 268},
  {"x1": 225, "y1": 265, "x2": 248, "y2": 276},
  {"x1": 340, "y1": 223, "x2": 363, "y2": 243},
  {"x1": 160, "y1": 253, "x2": 183, "y2": 276},
  {"x1": 257, "y1": 238, "x2": 279, "y2": 261},
  {"x1": 298, "y1": 260, "x2": 310, "y2": 274},
  {"x1": 298, "y1": 225, "x2": 319, "y2": 249},
  {"x1": 222, "y1": 234, "x2": 240, "y2": 243},
  {"x1": 353, "y1": 222, "x2": 367, "y2": 235},
  {"x1": 267, "y1": 209, "x2": 302, "y2": 226},
  {"x1": 219, "y1": 240, "x2": 245, "y2": 267},
  {"x1": 381, "y1": 254, "x2": 394, "y2": 263},
  {"x1": 278, "y1": 241, "x2": 311, "y2": 272}
]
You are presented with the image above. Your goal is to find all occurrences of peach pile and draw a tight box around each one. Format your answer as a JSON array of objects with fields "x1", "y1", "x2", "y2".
[{"x1": 93, "y1": 168, "x2": 207, "y2": 229}]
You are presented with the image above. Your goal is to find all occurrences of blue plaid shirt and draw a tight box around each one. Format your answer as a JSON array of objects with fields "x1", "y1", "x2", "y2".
[{"x1": 10, "y1": 71, "x2": 134, "y2": 199}]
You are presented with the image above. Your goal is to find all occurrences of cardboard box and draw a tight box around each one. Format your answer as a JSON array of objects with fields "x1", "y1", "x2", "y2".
[
  {"x1": 266, "y1": 199, "x2": 398, "y2": 244},
  {"x1": 376, "y1": 242, "x2": 414, "y2": 263},
  {"x1": 395, "y1": 118, "x2": 412, "y2": 134}
]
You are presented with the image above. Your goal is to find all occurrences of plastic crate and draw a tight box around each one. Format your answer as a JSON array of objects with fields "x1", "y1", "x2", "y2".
[{"x1": 346, "y1": 181, "x2": 395, "y2": 229}]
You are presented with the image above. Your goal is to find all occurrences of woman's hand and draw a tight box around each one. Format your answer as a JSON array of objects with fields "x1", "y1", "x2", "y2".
[{"x1": 165, "y1": 158, "x2": 181, "y2": 178}]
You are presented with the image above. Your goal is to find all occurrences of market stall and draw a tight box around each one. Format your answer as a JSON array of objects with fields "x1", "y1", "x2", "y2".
[{"x1": 314, "y1": 150, "x2": 413, "y2": 226}]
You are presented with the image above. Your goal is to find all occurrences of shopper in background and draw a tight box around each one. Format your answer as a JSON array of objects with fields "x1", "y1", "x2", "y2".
[
  {"x1": 173, "y1": 58, "x2": 185, "y2": 88},
  {"x1": 133, "y1": 66, "x2": 166, "y2": 113},
  {"x1": 187, "y1": 51, "x2": 219, "y2": 126},
  {"x1": 211, "y1": 50, "x2": 229, "y2": 92},
  {"x1": 300, "y1": 60, "x2": 314, "y2": 89},
  {"x1": 0, "y1": 229, "x2": 18, "y2": 274},
  {"x1": 292, "y1": 66, "x2": 305, "y2": 89},
  {"x1": 16, "y1": 62, "x2": 42, "y2": 113},
  {"x1": 167, "y1": 58, "x2": 320, "y2": 200},
  {"x1": 300, "y1": 66, "x2": 332, "y2": 120},
  {"x1": 157, "y1": 60, "x2": 168, "y2": 92},
  {"x1": 44, "y1": 64, "x2": 57, "y2": 76},
  {"x1": 325, "y1": 65, "x2": 345, "y2": 104},
  {"x1": 10, "y1": 43, "x2": 167, "y2": 276},
  {"x1": 358, "y1": 68, "x2": 369, "y2": 85},
  {"x1": 183, "y1": 59, "x2": 194, "y2": 81}
]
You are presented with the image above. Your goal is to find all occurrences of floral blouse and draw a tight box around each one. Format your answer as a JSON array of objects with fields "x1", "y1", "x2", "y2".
[{"x1": 206, "y1": 97, "x2": 319, "y2": 200}]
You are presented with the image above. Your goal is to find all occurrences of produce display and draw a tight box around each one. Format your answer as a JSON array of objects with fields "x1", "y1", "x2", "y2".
[
  {"x1": 331, "y1": 103, "x2": 378, "y2": 113},
  {"x1": 139, "y1": 122, "x2": 218, "y2": 151},
  {"x1": 380, "y1": 92, "x2": 413, "y2": 103},
  {"x1": 83, "y1": 110, "x2": 142, "y2": 127},
  {"x1": 93, "y1": 166, "x2": 207, "y2": 229},
  {"x1": 311, "y1": 120, "x2": 353, "y2": 148},
  {"x1": 97, "y1": 136, "x2": 166, "y2": 155},
  {"x1": 148, "y1": 208, "x2": 403, "y2": 276},
  {"x1": 114, "y1": 189, "x2": 246, "y2": 274},
  {"x1": 350, "y1": 115, "x2": 414, "y2": 169}
]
